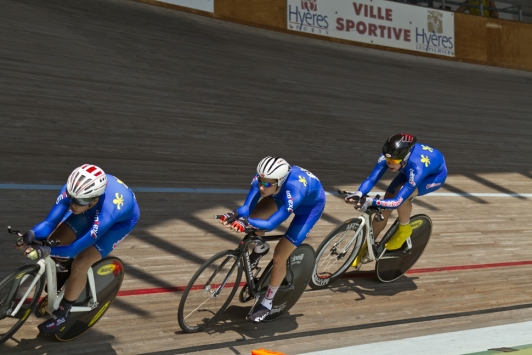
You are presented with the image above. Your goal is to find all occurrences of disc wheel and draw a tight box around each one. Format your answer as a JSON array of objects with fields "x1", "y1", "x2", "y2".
[
  {"x1": 264, "y1": 244, "x2": 315, "y2": 321},
  {"x1": 376, "y1": 215, "x2": 432, "y2": 282},
  {"x1": 55, "y1": 257, "x2": 125, "y2": 341}
]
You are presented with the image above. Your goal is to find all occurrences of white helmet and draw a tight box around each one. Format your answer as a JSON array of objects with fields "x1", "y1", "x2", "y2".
[
  {"x1": 257, "y1": 156, "x2": 291, "y2": 186},
  {"x1": 66, "y1": 164, "x2": 107, "y2": 201}
]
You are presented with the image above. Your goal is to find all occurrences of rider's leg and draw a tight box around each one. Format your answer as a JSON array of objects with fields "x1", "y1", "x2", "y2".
[
  {"x1": 385, "y1": 188, "x2": 419, "y2": 250},
  {"x1": 248, "y1": 197, "x2": 325, "y2": 322},
  {"x1": 372, "y1": 173, "x2": 407, "y2": 238},
  {"x1": 371, "y1": 190, "x2": 395, "y2": 238},
  {"x1": 397, "y1": 189, "x2": 419, "y2": 224},
  {"x1": 63, "y1": 209, "x2": 138, "y2": 301},
  {"x1": 385, "y1": 169, "x2": 447, "y2": 250},
  {"x1": 50, "y1": 223, "x2": 77, "y2": 245},
  {"x1": 63, "y1": 246, "x2": 102, "y2": 301},
  {"x1": 48, "y1": 223, "x2": 78, "y2": 290},
  {"x1": 247, "y1": 197, "x2": 278, "y2": 268},
  {"x1": 257, "y1": 237, "x2": 297, "y2": 309},
  {"x1": 268, "y1": 237, "x2": 297, "y2": 288}
]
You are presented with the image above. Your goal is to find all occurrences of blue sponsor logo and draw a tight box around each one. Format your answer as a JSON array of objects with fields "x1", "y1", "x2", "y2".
[
  {"x1": 288, "y1": 5, "x2": 329, "y2": 35},
  {"x1": 415, "y1": 28, "x2": 454, "y2": 56}
]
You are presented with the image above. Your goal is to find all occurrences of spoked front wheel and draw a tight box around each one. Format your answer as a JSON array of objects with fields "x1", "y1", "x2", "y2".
[
  {"x1": 178, "y1": 250, "x2": 242, "y2": 333},
  {"x1": 0, "y1": 264, "x2": 45, "y2": 345},
  {"x1": 55, "y1": 257, "x2": 125, "y2": 341},
  {"x1": 309, "y1": 218, "x2": 364, "y2": 290},
  {"x1": 376, "y1": 214, "x2": 432, "y2": 282}
]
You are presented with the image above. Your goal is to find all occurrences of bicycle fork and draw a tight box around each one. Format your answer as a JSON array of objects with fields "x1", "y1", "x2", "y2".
[
  {"x1": 211, "y1": 255, "x2": 240, "y2": 298},
  {"x1": 6, "y1": 259, "x2": 46, "y2": 317}
]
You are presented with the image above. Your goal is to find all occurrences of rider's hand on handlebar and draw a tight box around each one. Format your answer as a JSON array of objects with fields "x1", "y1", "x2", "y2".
[
  {"x1": 220, "y1": 211, "x2": 238, "y2": 226},
  {"x1": 230, "y1": 217, "x2": 250, "y2": 233},
  {"x1": 344, "y1": 191, "x2": 363, "y2": 204},
  {"x1": 15, "y1": 230, "x2": 35, "y2": 250},
  {"x1": 24, "y1": 245, "x2": 51, "y2": 261},
  {"x1": 355, "y1": 196, "x2": 374, "y2": 213}
]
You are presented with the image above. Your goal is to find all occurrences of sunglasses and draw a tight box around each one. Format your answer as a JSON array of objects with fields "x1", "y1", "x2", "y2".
[
  {"x1": 68, "y1": 194, "x2": 96, "y2": 206},
  {"x1": 257, "y1": 179, "x2": 277, "y2": 188},
  {"x1": 385, "y1": 157, "x2": 403, "y2": 165}
]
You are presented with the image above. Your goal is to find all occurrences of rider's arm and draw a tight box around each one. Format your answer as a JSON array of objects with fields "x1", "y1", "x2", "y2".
[
  {"x1": 371, "y1": 165, "x2": 420, "y2": 209},
  {"x1": 247, "y1": 186, "x2": 302, "y2": 231},
  {"x1": 31, "y1": 186, "x2": 71, "y2": 239},
  {"x1": 358, "y1": 156, "x2": 388, "y2": 195},
  {"x1": 49, "y1": 210, "x2": 114, "y2": 259},
  {"x1": 235, "y1": 176, "x2": 261, "y2": 217},
  {"x1": 372, "y1": 183, "x2": 416, "y2": 209}
]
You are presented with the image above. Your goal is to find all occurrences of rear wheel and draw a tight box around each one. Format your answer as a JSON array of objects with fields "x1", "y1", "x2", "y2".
[
  {"x1": 376, "y1": 214, "x2": 432, "y2": 282},
  {"x1": 309, "y1": 219, "x2": 364, "y2": 290},
  {"x1": 264, "y1": 244, "x2": 315, "y2": 321},
  {"x1": 0, "y1": 264, "x2": 44, "y2": 345},
  {"x1": 55, "y1": 257, "x2": 125, "y2": 341},
  {"x1": 178, "y1": 250, "x2": 242, "y2": 333}
]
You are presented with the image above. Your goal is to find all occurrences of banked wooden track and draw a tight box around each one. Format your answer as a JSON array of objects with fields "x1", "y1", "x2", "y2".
[{"x1": 1, "y1": 0, "x2": 532, "y2": 354}]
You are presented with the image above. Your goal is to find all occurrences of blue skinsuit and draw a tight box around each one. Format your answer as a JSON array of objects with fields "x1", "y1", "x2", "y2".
[
  {"x1": 236, "y1": 166, "x2": 326, "y2": 246},
  {"x1": 358, "y1": 143, "x2": 448, "y2": 209},
  {"x1": 31, "y1": 175, "x2": 140, "y2": 258}
]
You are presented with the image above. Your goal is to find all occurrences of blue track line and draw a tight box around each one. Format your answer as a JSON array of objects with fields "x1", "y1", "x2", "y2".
[{"x1": 0, "y1": 184, "x2": 531, "y2": 197}]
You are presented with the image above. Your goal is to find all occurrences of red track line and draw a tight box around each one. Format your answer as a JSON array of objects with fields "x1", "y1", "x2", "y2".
[
  {"x1": 406, "y1": 260, "x2": 532, "y2": 274},
  {"x1": 116, "y1": 260, "x2": 532, "y2": 297}
]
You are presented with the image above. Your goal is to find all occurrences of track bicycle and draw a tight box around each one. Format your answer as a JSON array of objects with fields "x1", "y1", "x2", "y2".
[
  {"x1": 309, "y1": 189, "x2": 432, "y2": 289},
  {"x1": 0, "y1": 226, "x2": 124, "y2": 344},
  {"x1": 177, "y1": 216, "x2": 316, "y2": 333}
]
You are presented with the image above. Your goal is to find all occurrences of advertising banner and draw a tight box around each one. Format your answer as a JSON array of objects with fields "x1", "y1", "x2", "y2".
[
  {"x1": 287, "y1": 0, "x2": 455, "y2": 57},
  {"x1": 157, "y1": 0, "x2": 214, "y2": 13}
]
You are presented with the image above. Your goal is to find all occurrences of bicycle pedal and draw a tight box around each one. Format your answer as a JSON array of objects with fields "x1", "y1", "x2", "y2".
[
  {"x1": 35, "y1": 298, "x2": 49, "y2": 318},
  {"x1": 239, "y1": 283, "x2": 255, "y2": 303}
]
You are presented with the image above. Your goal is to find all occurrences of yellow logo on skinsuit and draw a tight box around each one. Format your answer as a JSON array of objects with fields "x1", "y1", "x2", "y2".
[
  {"x1": 88, "y1": 301, "x2": 110, "y2": 327},
  {"x1": 410, "y1": 220, "x2": 423, "y2": 230},
  {"x1": 420, "y1": 155, "x2": 430, "y2": 167},
  {"x1": 298, "y1": 176, "x2": 307, "y2": 186},
  {"x1": 116, "y1": 178, "x2": 130, "y2": 189},
  {"x1": 97, "y1": 264, "x2": 116, "y2": 276},
  {"x1": 113, "y1": 193, "x2": 124, "y2": 210},
  {"x1": 421, "y1": 145, "x2": 433, "y2": 152}
]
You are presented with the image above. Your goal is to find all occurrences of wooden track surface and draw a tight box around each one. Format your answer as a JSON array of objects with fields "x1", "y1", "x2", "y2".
[{"x1": 1, "y1": 0, "x2": 532, "y2": 354}]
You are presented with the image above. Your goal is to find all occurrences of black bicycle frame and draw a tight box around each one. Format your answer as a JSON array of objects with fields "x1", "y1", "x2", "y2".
[{"x1": 216, "y1": 231, "x2": 293, "y2": 299}]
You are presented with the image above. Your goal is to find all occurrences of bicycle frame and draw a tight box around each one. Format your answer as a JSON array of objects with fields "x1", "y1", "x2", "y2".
[
  {"x1": 8, "y1": 256, "x2": 99, "y2": 317},
  {"x1": 214, "y1": 230, "x2": 290, "y2": 301},
  {"x1": 358, "y1": 208, "x2": 414, "y2": 265}
]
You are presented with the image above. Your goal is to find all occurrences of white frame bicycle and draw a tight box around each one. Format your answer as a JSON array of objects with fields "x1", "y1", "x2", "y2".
[
  {"x1": 309, "y1": 190, "x2": 432, "y2": 289},
  {"x1": 0, "y1": 226, "x2": 124, "y2": 344}
]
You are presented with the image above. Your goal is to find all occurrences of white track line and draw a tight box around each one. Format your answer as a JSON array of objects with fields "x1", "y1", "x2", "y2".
[{"x1": 301, "y1": 321, "x2": 532, "y2": 355}]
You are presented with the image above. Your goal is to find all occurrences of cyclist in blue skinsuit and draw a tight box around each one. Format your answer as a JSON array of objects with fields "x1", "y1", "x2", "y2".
[
  {"x1": 220, "y1": 156, "x2": 325, "y2": 323},
  {"x1": 15, "y1": 164, "x2": 140, "y2": 335},
  {"x1": 346, "y1": 133, "x2": 447, "y2": 253}
]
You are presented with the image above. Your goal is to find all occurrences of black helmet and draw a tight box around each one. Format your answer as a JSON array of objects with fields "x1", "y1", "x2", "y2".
[{"x1": 382, "y1": 133, "x2": 417, "y2": 161}]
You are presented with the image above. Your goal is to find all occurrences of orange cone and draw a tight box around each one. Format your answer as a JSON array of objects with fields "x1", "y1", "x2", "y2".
[{"x1": 251, "y1": 349, "x2": 287, "y2": 355}]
